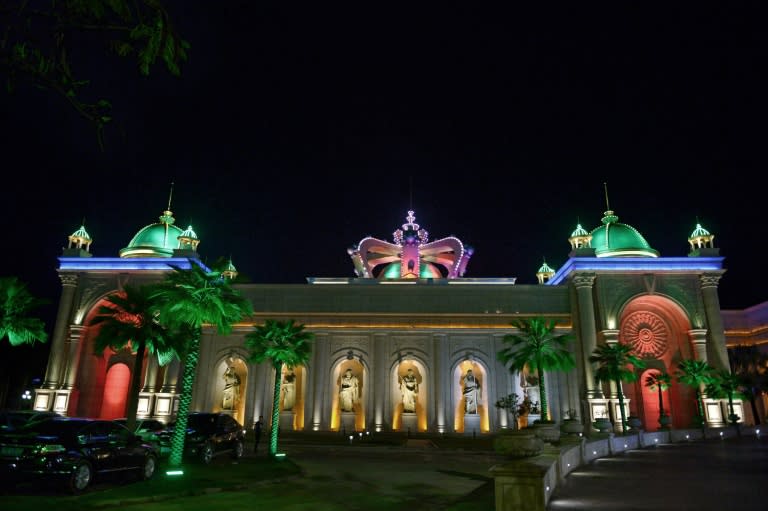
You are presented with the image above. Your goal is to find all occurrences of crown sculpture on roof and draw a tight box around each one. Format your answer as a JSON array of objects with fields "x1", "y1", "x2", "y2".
[{"x1": 348, "y1": 210, "x2": 473, "y2": 279}]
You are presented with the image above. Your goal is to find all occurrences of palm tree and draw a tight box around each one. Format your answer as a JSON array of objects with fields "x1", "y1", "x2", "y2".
[
  {"x1": 91, "y1": 284, "x2": 175, "y2": 432},
  {"x1": 675, "y1": 359, "x2": 716, "y2": 428},
  {"x1": 245, "y1": 319, "x2": 314, "y2": 457},
  {"x1": 589, "y1": 343, "x2": 646, "y2": 434},
  {"x1": 152, "y1": 260, "x2": 252, "y2": 470},
  {"x1": 728, "y1": 345, "x2": 768, "y2": 425},
  {"x1": 0, "y1": 276, "x2": 48, "y2": 347},
  {"x1": 644, "y1": 371, "x2": 672, "y2": 429},
  {"x1": 708, "y1": 369, "x2": 745, "y2": 435},
  {"x1": 497, "y1": 317, "x2": 575, "y2": 423}
]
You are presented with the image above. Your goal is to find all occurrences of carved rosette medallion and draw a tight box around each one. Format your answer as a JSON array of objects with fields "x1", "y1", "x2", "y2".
[{"x1": 621, "y1": 311, "x2": 668, "y2": 359}]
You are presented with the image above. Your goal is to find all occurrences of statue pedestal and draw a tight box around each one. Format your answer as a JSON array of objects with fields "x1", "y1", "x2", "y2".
[
  {"x1": 464, "y1": 414, "x2": 481, "y2": 436},
  {"x1": 401, "y1": 413, "x2": 417, "y2": 434},
  {"x1": 279, "y1": 411, "x2": 294, "y2": 431},
  {"x1": 340, "y1": 412, "x2": 356, "y2": 433}
]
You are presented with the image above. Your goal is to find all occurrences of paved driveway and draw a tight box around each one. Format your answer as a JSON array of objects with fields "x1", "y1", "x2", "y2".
[{"x1": 548, "y1": 436, "x2": 768, "y2": 511}]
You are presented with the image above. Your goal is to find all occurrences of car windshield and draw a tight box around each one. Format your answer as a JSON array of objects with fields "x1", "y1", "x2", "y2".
[
  {"x1": 15, "y1": 418, "x2": 87, "y2": 437},
  {"x1": 169, "y1": 414, "x2": 216, "y2": 433}
]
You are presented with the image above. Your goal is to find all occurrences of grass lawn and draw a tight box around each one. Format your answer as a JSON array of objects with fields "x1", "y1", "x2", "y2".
[
  {"x1": 0, "y1": 455, "x2": 301, "y2": 511},
  {"x1": 1, "y1": 433, "x2": 501, "y2": 511}
]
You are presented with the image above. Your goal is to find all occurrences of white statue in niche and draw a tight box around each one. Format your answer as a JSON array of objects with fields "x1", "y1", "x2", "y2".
[
  {"x1": 462, "y1": 369, "x2": 481, "y2": 414},
  {"x1": 281, "y1": 368, "x2": 296, "y2": 411},
  {"x1": 399, "y1": 368, "x2": 419, "y2": 413},
  {"x1": 339, "y1": 368, "x2": 359, "y2": 412},
  {"x1": 222, "y1": 366, "x2": 241, "y2": 410}
]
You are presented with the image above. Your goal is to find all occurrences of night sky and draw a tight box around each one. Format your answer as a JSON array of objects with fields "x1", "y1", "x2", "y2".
[{"x1": 1, "y1": 3, "x2": 767, "y2": 398}]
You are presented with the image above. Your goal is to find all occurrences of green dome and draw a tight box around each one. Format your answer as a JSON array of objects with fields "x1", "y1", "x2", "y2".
[
  {"x1": 570, "y1": 223, "x2": 589, "y2": 238},
  {"x1": 590, "y1": 210, "x2": 659, "y2": 258},
  {"x1": 689, "y1": 223, "x2": 711, "y2": 238},
  {"x1": 70, "y1": 225, "x2": 91, "y2": 241},
  {"x1": 120, "y1": 209, "x2": 184, "y2": 258},
  {"x1": 537, "y1": 260, "x2": 555, "y2": 274}
]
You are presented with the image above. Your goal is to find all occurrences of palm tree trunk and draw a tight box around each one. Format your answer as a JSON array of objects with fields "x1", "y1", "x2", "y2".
[
  {"x1": 727, "y1": 391, "x2": 741, "y2": 437},
  {"x1": 657, "y1": 386, "x2": 665, "y2": 417},
  {"x1": 125, "y1": 339, "x2": 146, "y2": 432},
  {"x1": 616, "y1": 379, "x2": 627, "y2": 434},
  {"x1": 695, "y1": 388, "x2": 706, "y2": 437},
  {"x1": 537, "y1": 366, "x2": 548, "y2": 421},
  {"x1": 169, "y1": 328, "x2": 201, "y2": 468},
  {"x1": 269, "y1": 361, "x2": 283, "y2": 457}
]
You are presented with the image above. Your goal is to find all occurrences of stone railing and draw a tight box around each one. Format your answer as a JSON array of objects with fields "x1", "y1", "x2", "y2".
[{"x1": 490, "y1": 424, "x2": 756, "y2": 511}]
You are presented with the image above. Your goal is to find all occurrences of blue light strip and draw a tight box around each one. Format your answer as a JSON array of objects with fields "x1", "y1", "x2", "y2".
[
  {"x1": 548, "y1": 257, "x2": 724, "y2": 285},
  {"x1": 58, "y1": 257, "x2": 208, "y2": 271}
]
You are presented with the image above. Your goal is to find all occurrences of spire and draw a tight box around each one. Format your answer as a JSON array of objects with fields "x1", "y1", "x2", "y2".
[
  {"x1": 600, "y1": 182, "x2": 619, "y2": 225},
  {"x1": 167, "y1": 181, "x2": 174, "y2": 211}
]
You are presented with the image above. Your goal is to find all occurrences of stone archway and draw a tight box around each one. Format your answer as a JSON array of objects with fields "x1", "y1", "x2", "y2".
[
  {"x1": 618, "y1": 295, "x2": 694, "y2": 430},
  {"x1": 393, "y1": 359, "x2": 428, "y2": 433}
]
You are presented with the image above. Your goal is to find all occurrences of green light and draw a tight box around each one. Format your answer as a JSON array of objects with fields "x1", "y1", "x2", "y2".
[
  {"x1": 274, "y1": 453, "x2": 286, "y2": 459},
  {"x1": 166, "y1": 469, "x2": 184, "y2": 476}
]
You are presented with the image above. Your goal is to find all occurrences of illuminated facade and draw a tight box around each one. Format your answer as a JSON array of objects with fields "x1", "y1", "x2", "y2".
[{"x1": 34, "y1": 204, "x2": 767, "y2": 434}]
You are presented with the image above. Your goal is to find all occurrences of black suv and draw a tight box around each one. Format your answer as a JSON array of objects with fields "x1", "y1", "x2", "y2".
[{"x1": 158, "y1": 412, "x2": 245, "y2": 464}]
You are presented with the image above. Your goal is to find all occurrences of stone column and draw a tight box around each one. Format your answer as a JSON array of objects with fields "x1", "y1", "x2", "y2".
[
  {"x1": 573, "y1": 273, "x2": 600, "y2": 398},
  {"x1": 688, "y1": 329, "x2": 709, "y2": 362},
  {"x1": 699, "y1": 273, "x2": 730, "y2": 372},
  {"x1": 373, "y1": 333, "x2": 388, "y2": 432},
  {"x1": 142, "y1": 354, "x2": 160, "y2": 393},
  {"x1": 311, "y1": 334, "x2": 329, "y2": 431},
  {"x1": 601, "y1": 329, "x2": 629, "y2": 431},
  {"x1": 160, "y1": 359, "x2": 181, "y2": 393},
  {"x1": 601, "y1": 329, "x2": 620, "y2": 398},
  {"x1": 433, "y1": 333, "x2": 448, "y2": 432},
  {"x1": 43, "y1": 274, "x2": 78, "y2": 389},
  {"x1": 62, "y1": 325, "x2": 87, "y2": 389}
]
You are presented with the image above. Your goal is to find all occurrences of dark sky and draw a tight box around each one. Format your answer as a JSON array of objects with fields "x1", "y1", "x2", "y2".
[{"x1": 1, "y1": 3, "x2": 767, "y2": 396}]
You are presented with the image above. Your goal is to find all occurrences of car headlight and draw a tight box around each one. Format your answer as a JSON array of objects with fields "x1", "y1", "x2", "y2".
[{"x1": 34, "y1": 444, "x2": 66, "y2": 454}]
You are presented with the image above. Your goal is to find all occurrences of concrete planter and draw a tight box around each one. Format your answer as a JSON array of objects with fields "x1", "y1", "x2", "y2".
[
  {"x1": 494, "y1": 429, "x2": 544, "y2": 458},
  {"x1": 593, "y1": 417, "x2": 613, "y2": 434},
  {"x1": 532, "y1": 422, "x2": 561, "y2": 443},
  {"x1": 560, "y1": 419, "x2": 583, "y2": 435}
]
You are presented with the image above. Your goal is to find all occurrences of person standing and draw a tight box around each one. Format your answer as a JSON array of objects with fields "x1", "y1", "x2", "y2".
[{"x1": 253, "y1": 415, "x2": 264, "y2": 453}]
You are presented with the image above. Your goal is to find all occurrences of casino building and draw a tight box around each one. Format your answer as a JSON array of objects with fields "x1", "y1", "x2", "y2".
[{"x1": 33, "y1": 200, "x2": 768, "y2": 434}]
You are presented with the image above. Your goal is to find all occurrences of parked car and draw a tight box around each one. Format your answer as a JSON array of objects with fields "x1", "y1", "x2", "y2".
[
  {"x1": 0, "y1": 416, "x2": 158, "y2": 493},
  {"x1": 0, "y1": 409, "x2": 61, "y2": 432},
  {"x1": 157, "y1": 412, "x2": 245, "y2": 464},
  {"x1": 113, "y1": 418, "x2": 169, "y2": 456}
]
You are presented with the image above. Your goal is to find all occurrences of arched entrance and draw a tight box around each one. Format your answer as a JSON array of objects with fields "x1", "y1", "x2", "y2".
[
  {"x1": 101, "y1": 363, "x2": 130, "y2": 419},
  {"x1": 618, "y1": 294, "x2": 695, "y2": 430}
]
